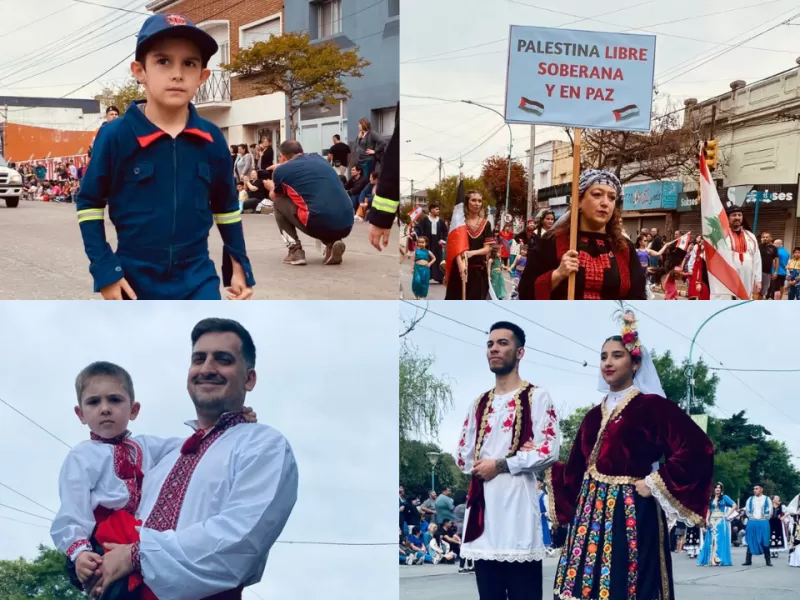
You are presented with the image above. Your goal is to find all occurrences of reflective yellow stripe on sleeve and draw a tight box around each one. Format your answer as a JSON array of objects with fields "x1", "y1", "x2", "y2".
[
  {"x1": 372, "y1": 194, "x2": 399, "y2": 214},
  {"x1": 77, "y1": 208, "x2": 105, "y2": 223},
  {"x1": 213, "y1": 211, "x2": 242, "y2": 225}
]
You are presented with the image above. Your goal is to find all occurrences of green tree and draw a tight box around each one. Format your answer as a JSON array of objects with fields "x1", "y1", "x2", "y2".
[
  {"x1": 651, "y1": 350, "x2": 719, "y2": 413},
  {"x1": 558, "y1": 405, "x2": 592, "y2": 462},
  {"x1": 426, "y1": 175, "x2": 487, "y2": 222},
  {"x1": 224, "y1": 32, "x2": 370, "y2": 139},
  {"x1": 400, "y1": 439, "x2": 469, "y2": 501},
  {"x1": 712, "y1": 446, "x2": 758, "y2": 504},
  {"x1": 94, "y1": 79, "x2": 144, "y2": 114},
  {"x1": 399, "y1": 340, "x2": 454, "y2": 440},
  {"x1": 0, "y1": 545, "x2": 82, "y2": 600}
]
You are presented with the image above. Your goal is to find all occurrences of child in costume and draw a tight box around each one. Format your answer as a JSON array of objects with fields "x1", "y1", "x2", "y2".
[
  {"x1": 51, "y1": 361, "x2": 255, "y2": 599},
  {"x1": 411, "y1": 236, "x2": 436, "y2": 299},
  {"x1": 489, "y1": 245, "x2": 507, "y2": 300}
]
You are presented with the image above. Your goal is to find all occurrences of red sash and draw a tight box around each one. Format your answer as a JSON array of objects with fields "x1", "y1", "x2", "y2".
[
  {"x1": 464, "y1": 384, "x2": 534, "y2": 543},
  {"x1": 93, "y1": 507, "x2": 143, "y2": 592}
]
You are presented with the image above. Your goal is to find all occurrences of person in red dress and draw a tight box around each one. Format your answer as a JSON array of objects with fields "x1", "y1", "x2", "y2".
[{"x1": 519, "y1": 170, "x2": 646, "y2": 300}]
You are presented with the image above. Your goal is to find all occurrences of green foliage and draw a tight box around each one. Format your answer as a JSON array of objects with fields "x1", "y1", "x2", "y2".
[
  {"x1": 399, "y1": 438, "x2": 469, "y2": 501},
  {"x1": 558, "y1": 406, "x2": 592, "y2": 462},
  {"x1": 223, "y1": 32, "x2": 370, "y2": 138},
  {"x1": 651, "y1": 350, "x2": 719, "y2": 413},
  {"x1": 0, "y1": 545, "x2": 82, "y2": 600},
  {"x1": 712, "y1": 446, "x2": 758, "y2": 503},
  {"x1": 426, "y1": 175, "x2": 487, "y2": 222},
  {"x1": 399, "y1": 340, "x2": 454, "y2": 441},
  {"x1": 94, "y1": 79, "x2": 144, "y2": 114}
]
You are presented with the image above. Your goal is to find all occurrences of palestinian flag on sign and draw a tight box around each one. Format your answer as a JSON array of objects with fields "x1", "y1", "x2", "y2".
[
  {"x1": 612, "y1": 104, "x2": 640, "y2": 122},
  {"x1": 519, "y1": 97, "x2": 544, "y2": 115}
]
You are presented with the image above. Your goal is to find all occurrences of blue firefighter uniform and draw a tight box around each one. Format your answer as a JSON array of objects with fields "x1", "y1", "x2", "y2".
[{"x1": 76, "y1": 100, "x2": 255, "y2": 299}]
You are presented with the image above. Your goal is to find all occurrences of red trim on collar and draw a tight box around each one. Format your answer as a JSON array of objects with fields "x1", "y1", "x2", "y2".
[
  {"x1": 137, "y1": 131, "x2": 167, "y2": 148},
  {"x1": 184, "y1": 128, "x2": 213, "y2": 142}
]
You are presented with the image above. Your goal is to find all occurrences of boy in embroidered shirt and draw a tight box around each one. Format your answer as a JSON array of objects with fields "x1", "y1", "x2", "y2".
[
  {"x1": 76, "y1": 13, "x2": 255, "y2": 300},
  {"x1": 51, "y1": 361, "x2": 256, "y2": 597}
]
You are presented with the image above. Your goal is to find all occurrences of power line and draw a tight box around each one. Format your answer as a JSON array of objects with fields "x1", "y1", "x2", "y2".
[
  {"x1": 487, "y1": 301, "x2": 598, "y2": 353},
  {"x1": 709, "y1": 367, "x2": 800, "y2": 373},
  {"x1": 0, "y1": 482, "x2": 56, "y2": 515},
  {"x1": 63, "y1": 51, "x2": 136, "y2": 98},
  {"x1": 0, "y1": 502, "x2": 53, "y2": 522},
  {"x1": 416, "y1": 324, "x2": 594, "y2": 378},
  {"x1": 0, "y1": 515, "x2": 50, "y2": 530},
  {"x1": 399, "y1": 300, "x2": 593, "y2": 367},
  {"x1": 0, "y1": 3, "x2": 74, "y2": 40},
  {"x1": 69, "y1": 0, "x2": 150, "y2": 15},
  {"x1": 0, "y1": 397, "x2": 73, "y2": 449}
]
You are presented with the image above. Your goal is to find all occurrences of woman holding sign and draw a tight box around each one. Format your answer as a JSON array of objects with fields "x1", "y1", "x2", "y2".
[{"x1": 518, "y1": 169, "x2": 646, "y2": 300}]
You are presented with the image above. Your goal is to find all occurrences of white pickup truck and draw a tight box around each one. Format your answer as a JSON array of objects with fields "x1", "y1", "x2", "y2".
[{"x1": 0, "y1": 155, "x2": 22, "y2": 208}]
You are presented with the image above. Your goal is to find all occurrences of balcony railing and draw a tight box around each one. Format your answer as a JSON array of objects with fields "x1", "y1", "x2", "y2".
[{"x1": 195, "y1": 70, "x2": 231, "y2": 105}]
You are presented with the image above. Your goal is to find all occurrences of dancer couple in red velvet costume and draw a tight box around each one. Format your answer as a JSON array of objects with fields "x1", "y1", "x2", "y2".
[
  {"x1": 51, "y1": 318, "x2": 298, "y2": 600},
  {"x1": 457, "y1": 312, "x2": 714, "y2": 600}
]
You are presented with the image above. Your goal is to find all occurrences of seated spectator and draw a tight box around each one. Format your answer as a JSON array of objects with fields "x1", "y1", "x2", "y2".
[
  {"x1": 345, "y1": 165, "x2": 368, "y2": 212},
  {"x1": 355, "y1": 170, "x2": 379, "y2": 221},
  {"x1": 428, "y1": 524, "x2": 456, "y2": 565},
  {"x1": 265, "y1": 140, "x2": 354, "y2": 266},
  {"x1": 406, "y1": 526, "x2": 433, "y2": 564},
  {"x1": 441, "y1": 519, "x2": 469, "y2": 573},
  {"x1": 399, "y1": 529, "x2": 425, "y2": 566},
  {"x1": 243, "y1": 169, "x2": 268, "y2": 212}
]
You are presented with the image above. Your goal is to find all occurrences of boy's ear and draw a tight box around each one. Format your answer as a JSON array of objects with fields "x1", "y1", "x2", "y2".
[
  {"x1": 129, "y1": 401, "x2": 141, "y2": 421},
  {"x1": 199, "y1": 67, "x2": 211, "y2": 85},
  {"x1": 131, "y1": 60, "x2": 145, "y2": 82},
  {"x1": 74, "y1": 405, "x2": 87, "y2": 425}
]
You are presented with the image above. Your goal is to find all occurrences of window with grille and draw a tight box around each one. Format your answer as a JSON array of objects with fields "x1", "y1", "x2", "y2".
[
  {"x1": 241, "y1": 17, "x2": 281, "y2": 48},
  {"x1": 318, "y1": 0, "x2": 341, "y2": 38}
]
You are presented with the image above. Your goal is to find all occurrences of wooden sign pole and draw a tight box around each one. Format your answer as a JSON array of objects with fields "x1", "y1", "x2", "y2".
[{"x1": 567, "y1": 128, "x2": 583, "y2": 300}]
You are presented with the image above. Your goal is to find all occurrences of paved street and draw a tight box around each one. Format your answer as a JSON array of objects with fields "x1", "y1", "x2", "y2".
[
  {"x1": 400, "y1": 547, "x2": 798, "y2": 599},
  {"x1": 0, "y1": 201, "x2": 397, "y2": 299}
]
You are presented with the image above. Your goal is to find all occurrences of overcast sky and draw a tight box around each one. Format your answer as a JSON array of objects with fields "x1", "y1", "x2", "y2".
[
  {"x1": 401, "y1": 0, "x2": 800, "y2": 195},
  {"x1": 0, "y1": 301, "x2": 398, "y2": 600},
  {"x1": 0, "y1": 1, "x2": 149, "y2": 102},
  {"x1": 400, "y1": 300, "x2": 800, "y2": 471}
]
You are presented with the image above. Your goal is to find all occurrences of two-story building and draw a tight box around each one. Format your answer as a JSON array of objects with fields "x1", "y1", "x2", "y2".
[
  {"x1": 283, "y1": 0, "x2": 399, "y2": 155},
  {"x1": 146, "y1": 0, "x2": 286, "y2": 149},
  {"x1": 683, "y1": 59, "x2": 800, "y2": 248}
]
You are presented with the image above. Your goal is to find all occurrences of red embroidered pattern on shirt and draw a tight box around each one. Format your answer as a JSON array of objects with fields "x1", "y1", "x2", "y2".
[
  {"x1": 67, "y1": 539, "x2": 91, "y2": 560},
  {"x1": 532, "y1": 406, "x2": 559, "y2": 458},
  {"x1": 113, "y1": 439, "x2": 144, "y2": 515},
  {"x1": 143, "y1": 413, "x2": 247, "y2": 532},
  {"x1": 502, "y1": 398, "x2": 516, "y2": 432},
  {"x1": 579, "y1": 251, "x2": 611, "y2": 300}
]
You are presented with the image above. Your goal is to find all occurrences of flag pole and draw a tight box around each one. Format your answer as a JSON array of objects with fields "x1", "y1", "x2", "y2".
[{"x1": 567, "y1": 128, "x2": 583, "y2": 300}]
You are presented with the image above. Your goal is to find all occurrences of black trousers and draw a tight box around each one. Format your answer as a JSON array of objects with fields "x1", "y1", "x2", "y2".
[{"x1": 474, "y1": 559, "x2": 542, "y2": 600}]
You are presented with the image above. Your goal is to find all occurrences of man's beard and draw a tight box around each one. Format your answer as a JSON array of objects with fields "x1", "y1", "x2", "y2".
[{"x1": 489, "y1": 358, "x2": 517, "y2": 375}]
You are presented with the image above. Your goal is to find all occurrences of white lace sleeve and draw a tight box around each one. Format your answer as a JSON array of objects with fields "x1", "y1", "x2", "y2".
[
  {"x1": 644, "y1": 473, "x2": 701, "y2": 526},
  {"x1": 506, "y1": 388, "x2": 560, "y2": 476},
  {"x1": 456, "y1": 402, "x2": 478, "y2": 474}
]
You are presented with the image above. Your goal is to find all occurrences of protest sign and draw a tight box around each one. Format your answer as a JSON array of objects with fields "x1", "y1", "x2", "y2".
[{"x1": 504, "y1": 25, "x2": 657, "y2": 132}]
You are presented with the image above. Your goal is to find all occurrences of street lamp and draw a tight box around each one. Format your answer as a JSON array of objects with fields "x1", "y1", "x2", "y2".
[
  {"x1": 685, "y1": 301, "x2": 753, "y2": 414},
  {"x1": 461, "y1": 100, "x2": 513, "y2": 216},
  {"x1": 426, "y1": 452, "x2": 441, "y2": 495},
  {"x1": 414, "y1": 152, "x2": 444, "y2": 183}
]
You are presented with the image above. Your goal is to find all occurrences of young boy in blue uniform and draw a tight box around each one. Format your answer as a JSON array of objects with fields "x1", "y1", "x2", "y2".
[{"x1": 76, "y1": 14, "x2": 255, "y2": 300}]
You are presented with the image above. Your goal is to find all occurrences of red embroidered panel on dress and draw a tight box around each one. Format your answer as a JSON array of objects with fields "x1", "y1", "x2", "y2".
[
  {"x1": 144, "y1": 413, "x2": 248, "y2": 532},
  {"x1": 578, "y1": 251, "x2": 611, "y2": 300}
]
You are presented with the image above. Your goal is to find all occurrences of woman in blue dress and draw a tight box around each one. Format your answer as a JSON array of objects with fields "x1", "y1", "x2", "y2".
[
  {"x1": 411, "y1": 236, "x2": 436, "y2": 299},
  {"x1": 698, "y1": 482, "x2": 737, "y2": 566}
]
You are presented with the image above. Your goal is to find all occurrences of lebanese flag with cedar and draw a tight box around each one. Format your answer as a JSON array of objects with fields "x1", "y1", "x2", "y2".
[
  {"x1": 676, "y1": 232, "x2": 691, "y2": 252},
  {"x1": 445, "y1": 178, "x2": 469, "y2": 283},
  {"x1": 699, "y1": 151, "x2": 749, "y2": 299}
]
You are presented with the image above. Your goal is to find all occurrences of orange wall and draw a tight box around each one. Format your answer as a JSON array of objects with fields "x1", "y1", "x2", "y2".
[{"x1": 5, "y1": 123, "x2": 95, "y2": 161}]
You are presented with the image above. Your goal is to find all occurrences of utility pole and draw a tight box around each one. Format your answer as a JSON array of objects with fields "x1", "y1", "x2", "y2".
[
  {"x1": 527, "y1": 125, "x2": 536, "y2": 220},
  {"x1": 1, "y1": 104, "x2": 7, "y2": 158},
  {"x1": 438, "y1": 156, "x2": 442, "y2": 184}
]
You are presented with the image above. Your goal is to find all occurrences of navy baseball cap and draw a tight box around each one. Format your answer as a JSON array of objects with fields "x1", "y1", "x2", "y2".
[{"x1": 136, "y1": 14, "x2": 218, "y2": 64}]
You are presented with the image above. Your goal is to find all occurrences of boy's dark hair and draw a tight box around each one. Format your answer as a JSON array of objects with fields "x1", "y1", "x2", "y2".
[
  {"x1": 411, "y1": 526, "x2": 421, "y2": 536},
  {"x1": 279, "y1": 140, "x2": 304, "y2": 159},
  {"x1": 75, "y1": 361, "x2": 135, "y2": 404},
  {"x1": 794, "y1": 247, "x2": 800, "y2": 253},
  {"x1": 106, "y1": 106, "x2": 119, "y2": 114},
  {"x1": 333, "y1": 134, "x2": 341, "y2": 141},
  {"x1": 370, "y1": 169, "x2": 380, "y2": 181},
  {"x1": 236, "y1": 181, "x2": 243, "y2": 188},
  {"x1": 489, "y1": 321, "x2": 526, "y2": 348},
  {"x1": 191, "y1": 318, "x2": 256, "y2": 369},
  {"x1": 352, "y1": 164, "x2": 364, "y2": 175}
]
